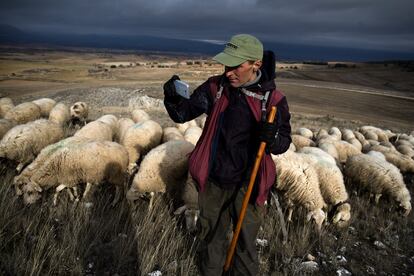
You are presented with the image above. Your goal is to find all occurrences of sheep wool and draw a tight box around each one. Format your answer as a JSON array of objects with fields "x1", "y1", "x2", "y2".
[
  {"x1": 32, "y1": 98, "x2": 56, "y2": 117},
  {"x1": 96, "y1": 114, "x2": 118, "y2": 134},
  {"x1": 21, "y1": 140, "x2": 128, "y2": 205},
  {"x1": 121, "y1": 120, "x2": 162, "y2": 171},
  {"x1": 184, "y1": 126, "x2": 203, "y2": 146},
  {"x1": 272, "y1": 150, "x2": 327, "y2": 229},
  {"x1": 4, "y1": 102, "x2": 41, "y2": 124},
  {"x1": 291, "y1": 134, "x2": 315, "y2": 150},
  {"x1": 49, "y1": 103, "x2": 70, "y2": 126},
  {"x1": 127, "y1": 140, "x2": 195, "y2": 201},
  {"x1": 345, "y1": 151, "x2": 411, "y2": 216},
  {"x1": 14, "y1": 136, "x2": 89, "y2": 194},
  {"x1": 176, "y1": 119, "x2": 198, "y2": 134},
  {"x1": 162, "y1": 127, "x2": 184, "y2": 143},
  {"x1": 369, "y1": 144, "x2": 414, "y2": 173},
  {"x1": 116, "y1": 117, "x2": 134, "y2": 143},
  {"x1": 0, "y1": 119, "x2": 64, "y2": 171},
  {"x1": 296, "y1": 127, "x2": 314, "y2": 140},
  {"x1": 74, "y1": 120, "x2": 113, "y2": 141},
  {"x1": 0, "y1": 119, "x2": 16, "y2": 139},
  {"x1": 131, "y1": 109, "x2": 151, "y2": 123},
  {"x1": 0, "y1": 97, "x2": 14, "y2": 118}
]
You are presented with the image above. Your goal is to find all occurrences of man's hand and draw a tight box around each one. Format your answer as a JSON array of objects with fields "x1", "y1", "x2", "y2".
[
  {"x1": 163, "y1": 75, "x2": 180, "y2": 98},
  {"x1": 258, "y1": 121, "x2": 278, "y2": 153}
]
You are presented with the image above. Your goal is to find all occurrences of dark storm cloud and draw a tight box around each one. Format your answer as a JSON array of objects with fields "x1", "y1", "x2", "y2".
[{"x1": 1, "y1": 0, "x2": 413, "y2": 52}]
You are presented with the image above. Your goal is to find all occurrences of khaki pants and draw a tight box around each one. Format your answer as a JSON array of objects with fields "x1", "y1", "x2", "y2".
[{"x1": 197, "y1": 180, "x2": 264, "y2": 276}]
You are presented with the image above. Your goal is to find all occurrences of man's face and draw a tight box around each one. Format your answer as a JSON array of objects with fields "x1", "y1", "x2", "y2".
[{"x1": 225, "y1": 60, "x2": 260, "y2": 88}]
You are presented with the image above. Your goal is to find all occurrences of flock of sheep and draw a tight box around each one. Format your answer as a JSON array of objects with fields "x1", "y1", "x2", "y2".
[{"x1": 1, "y1": 96, "x2": 413, "y2": 233}]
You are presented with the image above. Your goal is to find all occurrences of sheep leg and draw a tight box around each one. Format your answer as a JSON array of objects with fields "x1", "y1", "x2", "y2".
[
  {"x1": 148, "y1": 192, "x2": 155, "y2": 210},
  {"x1": 111, "y1": 186, "x2": 121, "y2": 207},
  {"x1": 375, "y1": 194, "x2": 382, "y2": 204},
  {"x1": 72, "y1": 187, "x2": 80, "y2": 201},
  {"x1": 53, "y1": 184, "x2": 67, "y2": 206},
  {"x1": 66, "y1": 188, "x2": 75, "y2": 201},
  {"x1": 287, "y1": 208, "x2": 293, "y2": 222},
  {"x1": 83, "y1": 182, "x2": 92, "y2": 200}
]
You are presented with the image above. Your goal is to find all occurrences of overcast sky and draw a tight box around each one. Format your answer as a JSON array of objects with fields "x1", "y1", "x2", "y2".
[{"x1": 1, "y1": 0, "x2": 413, "y2": 52}]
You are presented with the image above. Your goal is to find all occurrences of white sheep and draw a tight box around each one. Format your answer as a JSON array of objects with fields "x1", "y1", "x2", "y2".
[
  {"x1": 292, "y1": 134, "x2": 315, "y2": 150},
  {"x1": 396, "y1": 145, "x2": 414, "y2": 158},
  {"x1": 359, "y1": 125, "x2": 393, "y2": 142},
  {"x1": 198, "y1": 115, "x2": 207, "y2": 129},
  {"x1": 0, "y1": 119, "x2": 64, "y2": 172},
  {"x1": 74, "y1": 120, "x2": 113, "y2": 141},
  {"x1": 363, "y1": 130, "x2": 379, "y2": 141},
  {"x1": 344, "y1": 151, "x2": 411, "y2": 216},
  {"x1": 0, "y1": 97, "x2": 14, "y2": 118},
  {"x1": 96, "y1": 114, "x2": 118, "y2": 134},
  {"x1": 395, "y1": 139, "x2": 413, "y2": 147},
  {"x1": 272, "y1": 150, "x2": 327, "y2": 230},
  {"x1": 176, "y1": 119, "x2": 198, "y2": 134},
  {"x1": 49, "y1": 102, "x2": 70, "y2": 126},
  {"x1": 121, "y1": 120, "x2": 163, "y2": 172},
  {"x1": 368, "y1": 144, "x2": 414, "y2": 173},
  {"x1": 353, "y1": 130, "x2": 366, "y2": 143},
  {"x1": 127, "y1": 140, "x2": 195, "y2": 208},
  {"x1": 162, "y1": 127, "x2": 184, "y2": 143},
  {"x1": 328, "y1": 127, "x2": 342, "y2": 140},
  {"x1": 298, "y1": 147, "x2": 350, "y2": 226},
  {"x1": 340, "y1": 129, "x2": 355, "y2": 141},
  {"x1": 295, "y1": 127, "x2": 314, "y2": 140},
  {"x1": 4, "y1": 102, "x2": 41, "y2": 124},
  {"x1": 32, "y1": 98, "x2": 56, "y2": 117},
  {"x1": 131, "y1": 109, "x2": 151, "y2": 123},
  {"x1": 184, "y1": 126, "x2": 203, "y2": 146},
  {"x1": 174, "y1": 173, "x2": 199, "y2": 233},
  {"x1": 14, "y1": 136, "x2": 88, "y2": 195},
  {"x1": 116, "y1": 117, "x2": 134, "y2": 143},
  {"x1": 17, "y1": 139, "x2": 128, "y2": 206},
  {"x1": 70, "y1": 102, "x2": 89, "y2": 123},
  {"x1": 334, "y1": 141, "x2": 361, "y2": 164},
  {"x1": 0, "y1": 119, "x2": 16, "y2": 139},
  {"x1": 316, "y1": 128, "x2": 329, "y2": 141}
]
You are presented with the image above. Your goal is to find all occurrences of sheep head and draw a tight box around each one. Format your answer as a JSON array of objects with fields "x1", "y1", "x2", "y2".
[
  {"x1": 332, "y1": 203, "x2": 351, "y2": 226},
  {"x1": 399, "y1": 201, "x2": 411, "y2": 217},
  {"x1": 306, "y1": 209, "x2": 326, "y2": 231},
  {"x1": 22, "y1": 181, "x2": 42, "y2": 205},
  {"x1": 174, "y1": 205, "x2": 199, "y2": 233}
]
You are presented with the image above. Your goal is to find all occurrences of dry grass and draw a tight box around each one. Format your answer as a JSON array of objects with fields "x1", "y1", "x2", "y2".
[{"x1": 1, "y1": 155, "x2": 413, "y2": 275}]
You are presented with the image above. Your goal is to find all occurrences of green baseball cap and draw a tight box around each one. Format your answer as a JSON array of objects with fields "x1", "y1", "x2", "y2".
[{"x1": 213, "y1": 34, "x2": 263, "y2": 67}]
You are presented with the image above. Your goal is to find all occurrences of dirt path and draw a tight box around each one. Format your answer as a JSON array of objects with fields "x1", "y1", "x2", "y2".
[{"x1": 278, "y1": 81, "x2": 413, "y2": 131}]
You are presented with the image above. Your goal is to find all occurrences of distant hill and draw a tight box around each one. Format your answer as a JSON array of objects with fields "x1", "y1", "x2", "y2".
[{"x1": 0, "y1": 24, "x2": 413, "y2": 62}]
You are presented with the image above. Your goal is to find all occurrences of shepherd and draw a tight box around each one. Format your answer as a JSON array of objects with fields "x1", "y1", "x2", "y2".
[{"x1": 163, "y1": 34, "x2": 292, "y2": 276}]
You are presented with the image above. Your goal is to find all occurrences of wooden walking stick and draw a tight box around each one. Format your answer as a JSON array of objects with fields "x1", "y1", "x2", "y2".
[{"x1": 223, "y1": 106, "x2": 277, "y2": 273}]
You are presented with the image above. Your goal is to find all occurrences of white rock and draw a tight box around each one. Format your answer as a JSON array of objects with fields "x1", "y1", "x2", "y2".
[
  {"x1": 299, "y1": 261, "x2": 319, "y2": 273},
  {"x1": 336, "y1": 267, "x2": 352, "y2": 276},
  {"x1": 336, "y1": 255, "x2": 347, "y2": 264},
  {"x1": 148, "y1": 271, "x2": 162, "y2": 276},
  {"x1": 374, "y1": 240, "x2": 387, "y2": 250},
  {"x1": 256, "y1": 238, "x2": 269, "y2": 247}
]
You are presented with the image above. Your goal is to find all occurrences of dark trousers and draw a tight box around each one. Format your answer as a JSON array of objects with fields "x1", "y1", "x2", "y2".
[{"x1": 197, "y1": 180, "x2": 264, "y2": 276}]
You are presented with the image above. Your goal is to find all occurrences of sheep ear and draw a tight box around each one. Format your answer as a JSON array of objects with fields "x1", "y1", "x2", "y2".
[
  {"x1": 332, "y1": 213, "x2": 342, "y2": 224},
  {"x1": 306, "y1": 211, "x2": 314, "y2": 222}
]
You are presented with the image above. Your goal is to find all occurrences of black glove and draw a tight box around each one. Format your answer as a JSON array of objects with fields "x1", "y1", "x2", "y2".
[
  {"x1": 258, "y1": 121, "x2": 278, "y2": 153},
  {"x1": 163, "y1": 75, "x2": 180, "y2": 99}
]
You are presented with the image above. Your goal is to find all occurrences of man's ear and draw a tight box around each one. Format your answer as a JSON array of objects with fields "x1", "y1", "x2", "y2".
[{"x1": 253, "y1": 60, "x2": 263, "y2": 71}]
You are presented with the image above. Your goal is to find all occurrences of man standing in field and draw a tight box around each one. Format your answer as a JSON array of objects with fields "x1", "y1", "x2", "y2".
[{"x1": 163, "y1": 34, "x2": 291, "y2": 275}]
